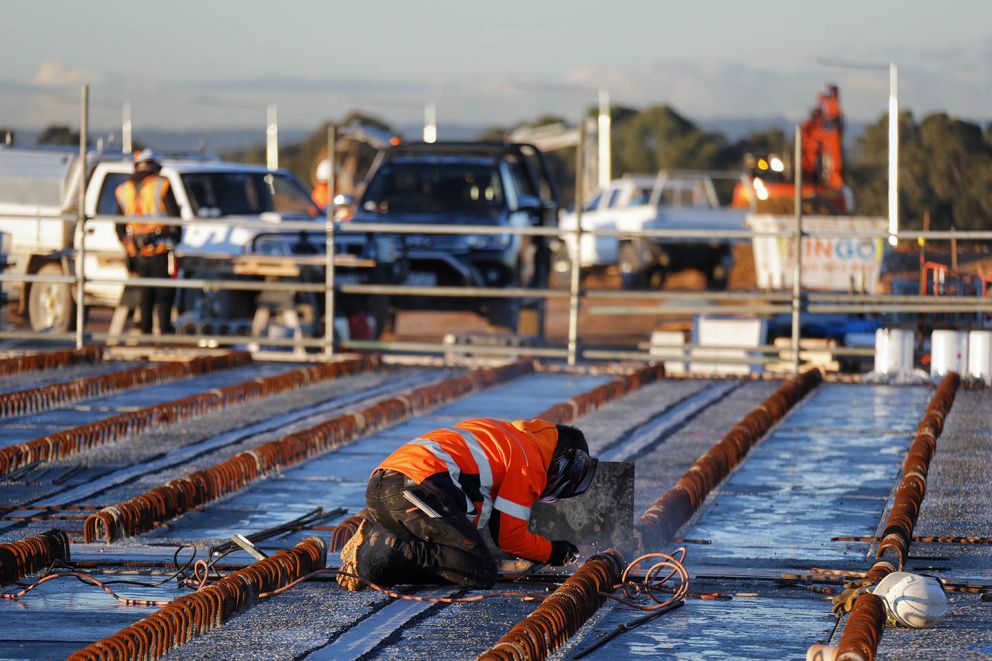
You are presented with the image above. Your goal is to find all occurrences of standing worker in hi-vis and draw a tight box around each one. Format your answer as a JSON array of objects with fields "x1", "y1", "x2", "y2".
[
  {"x1": 337, "y1": 418, "x2": 598, "y2": 590},
  {"x1": 115, "y1": 150, "x2": 181, "y2": 335}
]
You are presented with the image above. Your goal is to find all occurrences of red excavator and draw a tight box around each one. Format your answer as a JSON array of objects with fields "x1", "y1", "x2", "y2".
[{"x1": 732, "y1": 84, "x2": 854, "y2": 214}]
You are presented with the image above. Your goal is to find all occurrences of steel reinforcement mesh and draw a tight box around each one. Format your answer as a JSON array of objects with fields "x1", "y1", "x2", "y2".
[
  {"x1": 83, "y1": 360, "x2": 535, "y2": 543},
  {"x1": 65, "y1": 537, "x2": 326, "y2": 661},
  {"x1": 0, "y1": 350, "x2": 253, "y2": 418},
  {"x1": 0, "y1": 355, "x2": 377, "y2": 478},
  {"x1": 0, "y1": 346, "x2": 103, "y2": 378},
  {"x1": 638, "y1": 369, "x2": 822, "y2": 548}
]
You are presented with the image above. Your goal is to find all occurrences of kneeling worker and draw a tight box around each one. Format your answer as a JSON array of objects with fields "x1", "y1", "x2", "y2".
[{"x1": 338, "y1": 418, "x2": 598, "y2": 590}]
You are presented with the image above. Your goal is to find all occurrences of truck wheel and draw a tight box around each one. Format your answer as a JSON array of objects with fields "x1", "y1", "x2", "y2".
[
  {"x1": 370, "y1": 297, "x2": 395, "y2": 339},
  {"x1": 28, "y1": 263, "x2": 75, "y2": 332},
  {"x1": 549, "y1": 240, "x2": 573, "y2": 288},
  {"x1": 487, "y1": 297, "x2": 521, "y2": 333},
  {"x1": 707, "y1": 263, "x2": 729, "y2": 290},
  {"x1": 706, "y1": 250, "x2": 732, "y2": 290},
  {"x1": 619, "y1": 241, "x2": 649, "y2": 289}
]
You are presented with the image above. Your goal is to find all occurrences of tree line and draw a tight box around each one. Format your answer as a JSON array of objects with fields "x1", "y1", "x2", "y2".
[
  {"x1": 490, "y1": 104, "x2": 992, "y2": 231},
  {"x1": 24, "y1": 103, "x2": 992, "y2": 231}
]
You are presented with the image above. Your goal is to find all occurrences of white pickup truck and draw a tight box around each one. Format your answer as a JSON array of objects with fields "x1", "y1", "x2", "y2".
[
  {"x1": 555, "y1": 172, "x2": 750, "y2": 288},
  {"x1": 0, "y1": 147, "x2": 385, "y2": 332}
]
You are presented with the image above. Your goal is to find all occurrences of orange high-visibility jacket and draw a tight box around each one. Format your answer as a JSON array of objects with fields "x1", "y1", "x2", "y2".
[
  {"x1": 311, "y1": 181, "x2": 330, "y2": 208},
  {"x1": 115, "y1": 175, "x2": 176, "y2": 256},
  {"x1": 115, "y1": 175, "x2": 173, "y2": 230},
  {"x1": 377, "y1": 418, "x2": 558, "y2": 563}
]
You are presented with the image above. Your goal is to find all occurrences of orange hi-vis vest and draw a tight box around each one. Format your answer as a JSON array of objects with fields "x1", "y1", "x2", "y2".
[
  {"x1": 377, "y1": 418, "x2": 558, "y2": 563},
  {"x1": 311, "y1": 181, "x2": 330, "y2": 208},
  {"x1": 115, "y1": 175, "x2": 173, "y2": 234}
]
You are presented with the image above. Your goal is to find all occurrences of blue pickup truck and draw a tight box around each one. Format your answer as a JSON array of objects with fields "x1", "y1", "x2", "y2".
[{"x1": 351, "y1": 142, "x2": 560, "y2": 333}]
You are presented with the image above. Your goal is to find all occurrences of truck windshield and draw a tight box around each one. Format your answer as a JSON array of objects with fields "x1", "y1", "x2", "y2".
[
  {"x1": 361, "y1": 163, "x2": 503, "y2": 215},
  {"x1": 181, "y1": 172, "x2": 319, "y2": 217}
]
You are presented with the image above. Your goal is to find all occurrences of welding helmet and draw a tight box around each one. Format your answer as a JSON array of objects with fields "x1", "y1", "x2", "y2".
[
  {"x1": 540, "y1": 425, "x2": 598, "y2": 503},
  {"x1": 873, "y1": 572, "x2": 948, "y2": 629}
]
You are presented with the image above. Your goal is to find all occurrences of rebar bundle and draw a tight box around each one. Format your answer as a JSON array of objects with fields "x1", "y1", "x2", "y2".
[
  {"x1": 0, "y1": 355, "x2": 376, "y2": 478},
  {"x1": 0, "y1": 346, "x2": 103, "y2": 378},
  {"x1": 84, "y1": 361, "x2": 535, "y2": 543},
  {"x1": 0, "y1": 351, "x2": 253, "y2": 418},
  {"x1": 876, "y1": 372, "x2": 960, "y2": 570},
  {"x1": 477, "y1": 549, "x2": 626, "y2": 661},
  {"x1": 0, "y1": 529, "x2": 71, "y2": 586},
  {"x1": 534, "y1": 364, "x2": 665, "y2": 423},
  {"x1": 65, "y1": 537, "x2": 326, "y2": 661},
  {"x1": 639, "y1": 369, "x2": 822, "y2": 547},
  {"x1": 829, "y1": 372, "x2": 960, "y2": 661},
  {"x1": 834, "y1": 593, "x2": 888, "y2": 661}
]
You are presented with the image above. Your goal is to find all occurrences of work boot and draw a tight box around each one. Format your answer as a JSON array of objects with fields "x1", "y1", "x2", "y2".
[{"x1": 336, "y1": 519, "x2": 407, "y2": 591}]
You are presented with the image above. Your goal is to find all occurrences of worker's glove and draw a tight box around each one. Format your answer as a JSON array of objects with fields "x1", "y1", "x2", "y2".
[
  {"x1": 831, "y1": 580, "x2": 876, "y2": 617},
  {"x1": 548, "y1": 540, "x2": 579, "y2": 566}
]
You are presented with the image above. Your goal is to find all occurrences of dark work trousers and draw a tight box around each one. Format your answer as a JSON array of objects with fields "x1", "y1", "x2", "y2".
[
  {"x1": 364, "y1": 469, "x2": 497, "y2": 588},
  {"x1": 134, "y1": 252, "x2": 175, "y2": 334}
]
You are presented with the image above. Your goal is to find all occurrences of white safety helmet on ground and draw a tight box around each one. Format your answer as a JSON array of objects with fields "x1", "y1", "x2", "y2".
[
  {"x1": 315, "y1": 158, "x2": 331, "y2": 182},
  {"x1": 873, "y1": 572, "x2": 948, "y2": 628}
]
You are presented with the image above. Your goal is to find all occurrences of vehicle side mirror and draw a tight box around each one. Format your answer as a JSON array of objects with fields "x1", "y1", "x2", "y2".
[{"x1": 515, "y1": 194, "x2": 542, "y2": 213}]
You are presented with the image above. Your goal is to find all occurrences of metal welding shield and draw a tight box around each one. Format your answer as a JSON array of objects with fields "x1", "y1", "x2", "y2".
[{"x1": 540, "y1": 425, "x2": 598, "y2": 503}]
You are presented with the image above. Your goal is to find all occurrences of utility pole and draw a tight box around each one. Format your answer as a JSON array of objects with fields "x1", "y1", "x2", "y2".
[
  {"x1": 888, "y1": 63, "x2": 899, "y2": 246},
  {"x1": 598, "y1": 89, "x2": 611, "y2": 188},
  {"x1": 122, "y1": 103, "x2": 132, "y2": 154},
  {"x1": 791, "y1": 125, "x2": 803, "y2": 374},
  {"x1": 423, "y1": 102, "x2": 437, "y2": 143},
  {"x1": 76, "y1": 84, "x2": 89, "y2": 350},
  {"x1": 266, "y1": 104, "x2": 279, "y2": 170}
]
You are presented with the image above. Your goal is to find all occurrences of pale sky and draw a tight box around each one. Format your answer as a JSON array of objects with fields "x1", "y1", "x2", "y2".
[{"x1": 1, "y1": 0, "x2": 990, "y2": 132}]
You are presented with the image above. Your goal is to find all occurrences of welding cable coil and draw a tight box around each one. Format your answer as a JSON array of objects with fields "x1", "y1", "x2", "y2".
[
  {"x1": 65, "y1": 536, "x2": 326, "y2": 661},
  {"x1": 0, "y1": 351, "x2": 253, "y2": 419},
  {"x1": 0, "y1": 529, "x2": 71, "y2": 586},
  {"x1": 477, "y1": 549, "x2": 626, "y2": 661},
  {"x1": 0, "y1": 346, "x2": 103, "y2": 378},
  {"x1": 615, "y1": 549, "x2": 690, "y2": 610},
  {"x1": 0, "y1": 355, "x2": 377, "y2": 478},
  {"x1": 83, "y1": 361, "x2": 536, "y2": 543},
  {"x1": 638, "y1": 369, "x2": 822, "y2": 547}
]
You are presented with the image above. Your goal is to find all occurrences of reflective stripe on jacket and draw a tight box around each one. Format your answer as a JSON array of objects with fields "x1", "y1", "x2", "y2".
[{"x1": 377, "y1": 418, "x2": 558, "y2": 562}]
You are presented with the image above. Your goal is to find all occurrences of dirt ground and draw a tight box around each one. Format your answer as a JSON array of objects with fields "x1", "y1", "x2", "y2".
[{"x1": 392, "y1": 263, "x2": 748, "y2": 346}]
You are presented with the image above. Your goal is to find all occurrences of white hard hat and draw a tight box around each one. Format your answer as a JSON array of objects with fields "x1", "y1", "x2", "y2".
[
  {"x1": 315, "y1": 158, "x2": 331, "y2": 182},
  {"x1": 873, "y1": 572, "x2": 948, "y2": 628},
  {"x1": 134, "y1": 149, "x2": 161, "y2": 165}
]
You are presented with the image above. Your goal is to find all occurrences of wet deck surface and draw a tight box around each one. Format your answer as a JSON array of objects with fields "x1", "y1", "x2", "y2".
[
  {"x1": 0, "y1": 357, "x2": 989, "y2": 660},
  {"x1": 576, "y1": 384, "x2": 933, "y2": 659}
]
